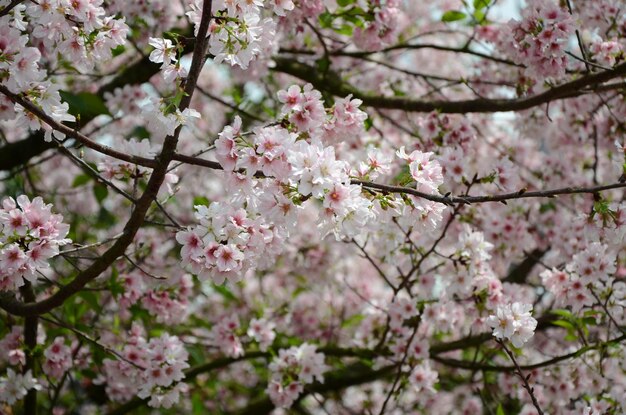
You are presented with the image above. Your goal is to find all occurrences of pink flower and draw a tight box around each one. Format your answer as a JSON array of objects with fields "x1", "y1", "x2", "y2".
[
  {"x1": 409, "y1": 361, "x2": 438, "y2": 393},
  {"x1": 277, "y1": 85, "x2": 304, "y2": 112},
  {"x1": 214, "y1": 244, "x2": 244, "y2": 272}
]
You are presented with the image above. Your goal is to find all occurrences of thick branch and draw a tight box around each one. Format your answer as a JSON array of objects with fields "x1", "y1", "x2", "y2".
[
  {"x1": 433, "y1": 333, "x2": 626, "y2": 372},
  {"x1": 235, "y1": 363, "x2": 397, "y2": 415},
  {"x1": 272, "y1": 58, "x2": 626, "y2": 113},
  {"x1": 502, "y1": 248, "x2": 549, "y2": 284}
]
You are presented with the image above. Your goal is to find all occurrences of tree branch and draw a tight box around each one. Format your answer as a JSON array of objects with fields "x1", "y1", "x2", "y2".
[
  {"x1": 433, "y1": 333, "x2": 626, "y2": 372},
  {"x1": 0, "y1": 85, "x2": 158, "y2": 168},
  {"x1": 352, "y1": 180, "x2": 626, "y2": 205},
  {"x1": 169, "y1": 151, "x2": 626, "y2": 206},
  {"x1": 272, "y1": 58, "x2": 626, "y2": 114},
  {"x1": 497, "y1": 340, "x2": 544, "y2": 415},
  {"x1": 0, "y1": 0, "x2": 24, "y2": 18},
  {"x1": 107, "y1": 314, "x2": 561, "y2": 415},
  {"x1": 0, "y1": 0, "x2": 214, "y2": 318},
  {"x1": 279, "y1": 42, "x2": 521, "y2": 67}
]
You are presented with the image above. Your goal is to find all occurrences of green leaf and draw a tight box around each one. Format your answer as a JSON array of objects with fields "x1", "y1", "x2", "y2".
[
  {"x1": 334, "y1": 24, "x2": 354, "y2": 36},
  {"x1": 473, "y1": 0, "x2": 490, "y2": 9},
  {"x1": 291, "y1": 286, "x2": 306, "y2": 299},
  {"x1": 364, "y1": 117, "x2": 373, "y2": 131},
  {"x1": 341, "y1": 313, "x2": 365, "y2": 328},
  {"x1": 192, "y1": 392, "x2": 205, "y2": 415},
  {"x1": 473, "y1": 9, "x2": 486, "y2": 22},
  {"x1": 539, "y1": 201, "x2": 556, "y2": 213},
  {"x1": 77, "y1": 291, "x2": 100, "y2": 311},
  {"x1": 343, "y1": 13, "x2": 363, "y2": 26},
  {"x1": 109, "y1": 273, "x2": 125, "y2": 299},
  {"x1": 94, "y1": 208, "x2": 117, "y2": 229},
  {"x1": 93, "y1": 184, "x2": 108, "y2": 204},
  {"x1": 72, "y1": 174, "x2": 91, "y2": 188},
  {"x1": 316, "y1": 57, "x2": 331, "y2": 74},
  {"x1": 441, "y1": 10, "x2": 466, "y2": 22},
  {"x1": 496, "y1": 403, "x2": 506, "y2": 415},
  {"x1": 193, "y1": 196, "x2": 210, "y2": 208},
  {"x1": 581, "y1": 316, "x2": 597, "y2": 326},
  {"x1": 551, "y1": 320, "x2": 575, "y2": 330},
  {"x1": 337, "y1": 0, "x2": 354, "y2": 6},
  {"x1": 129, "y1": 126, "x2": 151, "y2": 139},
  {"x1": 111, "y1": 45, "x2": 126, "y2": 57},
  {"x1": 318, "y1": 12, "x2": 333, "y2": 28},
  {"x1": 212, "y1": 284, "x2": 237, "y2": 302},
  {"x1": 59, "y1": 91, "x2": 111, "y2": 119},
  {"x1": 478, "y1": 171, "x2": 497, "y2": 184},
  {"x1": 551, "y1": 309, "x2": 574, "y2": 319}
]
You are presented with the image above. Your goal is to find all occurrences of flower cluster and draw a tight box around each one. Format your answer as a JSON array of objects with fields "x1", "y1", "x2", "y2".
[
  {"x1": 541, "y1": 242, "x2": 618, "y2": 313},
  {"x1": 0, "y1": 369, "x2": 40, "y2": 405},
  {"x1": 96, "y1": 137, "x2": 179, "y2": 195},
  {"x1": 409, "y1": 361, "x2": 438, "y2": 394},
  {"x1": 289, "y1": 140, "x2": 375, "y2": 237},
  {"x1": 0, "y1": 13, "x2": 74, "y2": 139},
  {"x1": 186, "y1": 0, "x2": 284, "y2": 69},
  {"x1": 277, "y1": 84, "x2": 327, "y2": 134},
  {"x1": 0, "y1": 1, "x2": 128, "y2": 139},
  {"x1": 418, "y1": 111, "x2": 476, "y2": 150},
  {"x1": 178, "y1": 86, "x2": 381, "y2": 282},
  {"x1": 0, "y1": 195, "x2": 71, "y2": 291},
  {"x1": 97, "y1": 138, "x2": 156, "y2": 181},
  {"x1": 385, "y1": 298, "x2": 432, "y2": 363},
  {"x1": 148, "y1": 37, "x2": 189, "y2": 82},
  {"x1": 0, "y1": 327, "x2": 24, "y2": 366},
  {"x1": 119, "y1": 271, "x2": 192, "y2": 325},
  {"x1": 177, "y1": 199, "x2": 285, "y2": 285},
  {"x1": 141, "y1": 97, "x2": 201, "y2": 141},
  {"x1": 458, "y1": 224, "x2": 495, "y2": 277},
  {"x1": 485, "y1": 0, "x2": 575, "y2": 81},
  {"x1": 42, "y1": 337, "x2": 74, "y2": 379},
  {"x1": 267, "y1": 343, "x2": 328, "y2": 409},
  {"x1": 207, "y1": 315, "x2": 244, "y2": 358},
  {"x1": 397, "y1": 147, "x2": 444, "y2": 194},
  {"x1": 586, "y1": 33, "x2": 623, "y2": 67},
  {"x1": 277, "y1": 84, "x2": 370, "y2": 144},
  {"x1": 570, "y1": 242, "x2": 617, "y2": 284},
  {"x1": 353, "y1": 0, "x2": 403, "y2": 51},
  {"x1": 103, "y1": 85, "x2": 148, "y2": 117},
  {"x1": 541, "y1": 268, "x2": 593, "y2": 312},
  {"x1": 486, "y1": 302, "x2": 537, "y2": 348},
  {"x1": 247, "y1": 317, "x2": 276, "y2": 352},
  {"x1": 25, "y1": 0, "x2": 129, "y2": 71},
  {"x1": 101, "y1": 326, "x2": 189, "y2": 408}
]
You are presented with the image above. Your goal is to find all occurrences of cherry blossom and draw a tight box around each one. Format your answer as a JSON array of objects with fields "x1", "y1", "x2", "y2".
[
  {"x1": 487, "y1": 303, "x2": 538, "y2": 348},
  {"x1": 0, "y1": 0, "x2": 625, "y2": 413},
  {"x1": 0, "y1": 195, "x2": 71, "y2": 291},
  {"x1": 268, "y1": 343, "x2": 327, "y2": 409}
]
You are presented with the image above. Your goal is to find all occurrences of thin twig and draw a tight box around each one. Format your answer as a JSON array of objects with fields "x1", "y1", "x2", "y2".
[{"x1": 497, "y1": 339, "x2": 544, "y2": 415}]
